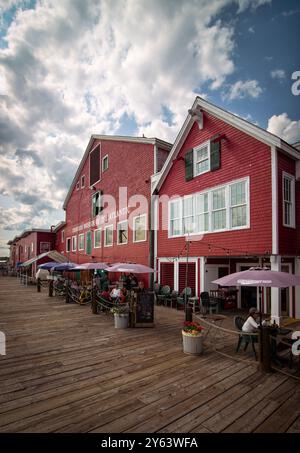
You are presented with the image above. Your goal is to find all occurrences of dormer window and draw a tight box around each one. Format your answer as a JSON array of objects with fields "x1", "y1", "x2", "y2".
[
  {"x1": 81, "y1": 175, "x2": 85, "y2": 188},
  {"x1": 194, "y1": 142, "x2": 210, "y2": 176},
  {"x1": 185, "y1": 138, "x2": 221, "y2": 181}
]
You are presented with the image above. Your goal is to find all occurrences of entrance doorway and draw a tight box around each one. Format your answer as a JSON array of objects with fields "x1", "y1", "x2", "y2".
[
  {"x1": 240, "y1": 266, "x2": 257, "y2": 309},
  {"x1": 281, "y1": 264, "x2": 291, "y2": 317}
]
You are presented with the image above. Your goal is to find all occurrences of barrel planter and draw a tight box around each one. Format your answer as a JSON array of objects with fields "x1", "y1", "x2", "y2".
[
  {"x1": 114, "y1": 313, "x2": 129, "y2": 329},
  {"x1": 182, "y1": 330, "x2": 203, "y2": 355}
]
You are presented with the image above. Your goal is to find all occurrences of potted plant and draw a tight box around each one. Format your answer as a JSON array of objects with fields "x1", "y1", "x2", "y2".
[
  {"x1": 182, "y1": 321, "x2": 204, "y2": 355},
  {"x1": 111, "y1": 304, "x2": 130, "y2": 329}
]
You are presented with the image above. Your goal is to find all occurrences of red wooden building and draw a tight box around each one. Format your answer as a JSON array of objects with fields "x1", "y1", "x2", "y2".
[
  {"x1": 56, "y1": 135, "x2": 171, "y2": 285},
  {"x1": 152, "y1": 97, "x2": 300, "y2": 323},
  {"x1": 8, "y1": 229, "x2": 56, "y2": 275}
]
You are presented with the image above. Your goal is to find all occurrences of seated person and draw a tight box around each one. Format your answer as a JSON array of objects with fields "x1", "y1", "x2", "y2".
[
  {"x1": 101, "y1": 289, "x2": 111, "y2": 301},
  {"x1": 110, "y1": 283, "x2": 121, "y2": 300},
  {"x1": 242, "y1": 307, "x2": 260, "y2": 333},
  {"x1": 137, "y1": 281, "x2": 146, "y2": 293},
  {"x1": 119, "y1": 287, "x2": 127, "y2": 303}
]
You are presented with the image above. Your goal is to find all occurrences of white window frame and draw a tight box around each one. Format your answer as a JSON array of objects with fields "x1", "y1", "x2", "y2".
[
  {"x1": 193, "y1": 140, "x2": 210, "y2": 177},
  {"x1": 81, "y1": 175, "x2": 85, "y2": 188},
  {"x1": 182, "y1": 195, "x2": 194, "y2": 235},
  {"x1": 61, "y1": 230, "x2": 65, "y2": 243},
  {"x1": 102, "y1": 154, "x2": 109, "y2": 172},
  {"x1": 168, "y1": 177, "x2": 250, "y2": 238},
  {"x1": 104, "y1": 224, "x2": 113, "y2": 247},
  {"x1": 195, "y1": 191, "x2": 210, "y2": 233},
  {"x1": 117, "y1": 220, "x2": 128, "y2": 245},
  {"x1": 282, "y1": 172, "x2": 295, "y2": 228},
  {"x1": 78, "y1": 233, "x2": 84, "y2": 251},
  {"x1": 133, "y1": 214, "x2": 147, "y2": 243},
  {"x1": 94, "y1": 228, "x2": 102, "y2": 248},
  {"x1": 92, "y1": 191, "x2": 101, "y2": 217},
  {"x1": 211, "y1": 185, "x2": 227, "y2": 232},
  {"x1": 66, "y1": 237, "x2": 71, "y2": 252},
  {"x1": 72, "y1": 236, "x2": 77, "y2": 252}
]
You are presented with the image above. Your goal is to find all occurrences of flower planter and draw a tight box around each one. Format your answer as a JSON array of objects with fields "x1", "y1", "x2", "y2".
[
  {"x1": 114, "y1": 313, "x2": 129, "y2": 329},
  {"x1": 182, "y1": 330, "x2": 203, "y2": 355}
]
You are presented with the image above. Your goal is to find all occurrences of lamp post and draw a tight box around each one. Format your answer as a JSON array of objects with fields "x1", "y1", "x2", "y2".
[{"x1": 185, "y1": 236, "x2": 193, "y2": 322}]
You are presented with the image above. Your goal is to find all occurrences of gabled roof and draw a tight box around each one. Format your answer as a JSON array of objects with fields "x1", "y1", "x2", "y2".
[
  {"x1": 19, "y1": 250, "x2": 68, "y2": 267},
  {"x1": 152, "y1": 96, "x2": 300, "y2": 194},
  {"x1": 52, "y1": 221, "x2": 66, "y2": 233},
  {"x1": 63, "y1": 134, "x2": 172, "y2": 210},
  {"x1": 7, "y1": 229, "x2": 54, "y2": 245}
]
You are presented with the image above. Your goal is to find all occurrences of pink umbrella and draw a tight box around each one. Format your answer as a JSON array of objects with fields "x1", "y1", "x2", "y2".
[
  {"x1": 213, "y1": 267, "x2": 300, "y2": 288},
  {"x1": 72, "y1": 262, "x2": 108, "y2": 271},
  {"x1": 107, "y1": 263, "x2": 155, "y2": 274}
]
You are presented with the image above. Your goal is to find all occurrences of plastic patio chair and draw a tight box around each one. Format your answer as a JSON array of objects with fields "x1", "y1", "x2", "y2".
[
  {"x1": 165, "y1": 290, "x2": 179, "y2": 308},
  {"x1": 156, "y1": 285, "x2": 171, "y2": 305},
  {"x1": 176, "y1": 287, "x2": 192, "y2": 310},
  {"x1": 234, "y1": 316, "x2": 257, "y2": 360}
]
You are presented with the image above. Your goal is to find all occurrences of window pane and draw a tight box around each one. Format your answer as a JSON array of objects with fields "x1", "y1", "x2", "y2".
[
  {"x1": 134, "y1": 216, "x2": 146, "y2": 241},
  {"x1": 196, "y1": 213, "x2": 209, "y2": 232},
  {"x1": 183, "y1": 217, "x2": 194, "y2": 234},
  {"x1": 196, "y1": 159, "x2": 209, "y2": 175},
  {"x1": 212, "y1": 188, "x2": 225, "y2": 210},
  {"x1": 196, "y1": 146, "x2": 208, "y2": 162},
  {"x1": 118, "y1": 222, "x2": 128, "y2": 244},
  {"x1": 196, "y1": 193, "x2": 208, "y2": 213},
  {"x1": 105, "y1": 227, "x2": 113, "y2": 245},
  {"x1": 94, "y1": 230, "x2": 101, "y2": 247},
  {"x1": 170, "y1": 200, "x2": 180, "y2": 219},
  {"x1": 231, "y1": 206, "x2": 247, "y2": 228},
  {"x1": 231, "y1": 182, "x2": 246, "y2": 206},
  {"x1": 171, "y1": 219, "x2": 181, "y2": 236},
  {"x1": 183, "y1": 197, "x2": 193, "y2": 216},
  {"x1": 212, "y1": 209, "x2": 226, "y2": 230}
]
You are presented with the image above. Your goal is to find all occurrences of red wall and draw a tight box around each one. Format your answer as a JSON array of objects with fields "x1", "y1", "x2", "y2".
[
  {"x1": 157, "y1": 112, "x2": 273, "y2": 258},
  {"x1": 63, "y1": 139, "x2": 156, "y2": 268},
  {"x1": 277, "y1": 151, "x2": 299, "y2": 255}
]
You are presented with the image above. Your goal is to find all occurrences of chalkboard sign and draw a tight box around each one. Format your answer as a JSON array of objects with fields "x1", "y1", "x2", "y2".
[{"x1": 135, "y1": 292, "x2": 154, "y2": 327}]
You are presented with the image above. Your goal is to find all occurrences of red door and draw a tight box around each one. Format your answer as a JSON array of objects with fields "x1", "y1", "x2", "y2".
[{"x1": 160, "y1": 263, "x2": 174, "y2": 289}]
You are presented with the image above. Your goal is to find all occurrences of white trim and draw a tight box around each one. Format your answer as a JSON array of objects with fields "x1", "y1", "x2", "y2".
[
  {"x1": 104, "y1": 224, "x2": 114, "y2": 247},
  {"x1": 66, "y1": 237, "x2": 71, "y2": 253},
  {"x1": 282, "y1": 171, "x2": 296, "y2": 228},
  {"x1": 71, "y1": 235, "x2": 77, "y2": 252},
  {"x1": 200, "y1": 257, "x2": 206, "y2": 294},
  {"x1": 152, "y1": 196, "x2": 158, "y2": 276},
  {"x1": 280, "y1": 262, "x2": 293, "y2": 317},
  {"x1": 193, "y1": 140, "x2": 210, "y2": 177},
  {"x1": 271, "y1": 146, "x2": 278, "y2": 255},
  {"x1": 157, "y1": 257, "x2": 198, "y2": 295},
  {"x1": 102, "y1": 154, "x2": 109, "y2": 172},
  {"x1": 117, "y1": 220, "x2": 128, "y2": 245},
  {"x1": 94, "y1": 228, "x2": 101, "y2": 249},
  {"x1": 133, "y1": 214, "x2": 147, "y2": 243},
  {"x1": 152, "y1": 96, "x2": 300, "y2": 194},
  {"x1": 78, "y1": 233, "x2": 84, "y2": 251},
  {"x1": 154, "y1": 144, "x2": 158, "y2": 174}
]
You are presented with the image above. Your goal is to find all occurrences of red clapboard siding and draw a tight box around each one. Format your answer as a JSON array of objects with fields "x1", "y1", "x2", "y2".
[
  {"x1": 179, "y1": 262, "x2": 196, "y2": 295},
  {"x1": 160, "y1": 262, "x2": 174, "y2": 288}
]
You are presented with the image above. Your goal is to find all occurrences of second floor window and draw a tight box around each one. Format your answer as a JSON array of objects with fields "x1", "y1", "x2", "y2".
[
  {"x1": 66, "y1": 238, "x2": 71, "y2": 252},
  {"x1": 94, "y1": 229, "x2": 101, "y2": 248},
  {"x1": 117, "y1": 220, "x2": 128, "y2": 244},
  {"x1": 283, "y1": 173, "x2": 295, "y2": 228},
  {"x1": 78, "y1": 234, "x2": 84, "y2": 250},
  {"x1": 104, "y1": 225, "x2": 113, "y2": 247},
  {"x1": 92, "y1": 191, "x2": 102, "y2": 217},
  {"x1": 133, "y1": 214, "x2": 147, "y2": 242},
  {"x1": 72, "y1": 236, "x2": 77, "y2": 252}
]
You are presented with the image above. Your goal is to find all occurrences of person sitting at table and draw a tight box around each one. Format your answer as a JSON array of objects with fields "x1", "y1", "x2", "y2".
[
  {"x1": 119, "y1": 287, "x2": 127, "y2": 303},
  {"x1": 101, "y1": 289, "x2": 111, "y2": 301},
  {"x1": 110, "y1": 283, "x2": 121, "y2": 300},
  {"x1": 137, "y1": 281, "x2": 146, "y2": 293},
  {"x1": 242, "y1": 307, "x2": 261, "y2": 333}
]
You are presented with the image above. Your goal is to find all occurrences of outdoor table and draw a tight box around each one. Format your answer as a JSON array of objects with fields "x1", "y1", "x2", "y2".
[{"x1": 269, "y1": 326, "x2": 293, "y2": 366}]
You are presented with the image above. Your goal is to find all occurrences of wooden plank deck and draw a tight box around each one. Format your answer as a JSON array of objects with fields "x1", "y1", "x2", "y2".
[{"x1": 0, "y1": 276, "x2": 299, "y2": 433}]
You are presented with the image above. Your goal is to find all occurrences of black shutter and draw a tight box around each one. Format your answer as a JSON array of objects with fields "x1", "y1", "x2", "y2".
[
  {"x1": 210, "y1": 140, "x2": 221, "y2": 171},
  {"x1": 185, "y1": 148, "x2": 194, "y2": 181},
  {"x1": 99, "y1": 190, "x2": 104, "y2": 212}
]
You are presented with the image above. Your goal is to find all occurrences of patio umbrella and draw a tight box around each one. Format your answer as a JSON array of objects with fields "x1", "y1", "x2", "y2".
[
  {"x1": 50, "y1": 262, "x2": 78, "y2": 272},
  {"x1": 107, "y1": 263, "x2": 155, "y2": 273},
  {"x1": 38, "y1": 261, "x2": 61, "y2": 270},
  {"x1": 72, "y1": 262, "x2": 108, "y2": 271},
  {"x1": 212, "y1": 267, "x2": 300, "y2": 288}
]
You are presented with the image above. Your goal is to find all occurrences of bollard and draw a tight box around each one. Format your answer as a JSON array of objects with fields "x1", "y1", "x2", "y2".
[
  {"x1": 48, "y1": 279, "x2": 53, "y2": 297},
  {"x1": 185, "y1": 306, "x2": 193, "y2": 322},
  {"x1": 258, "y1": 326, "x2": 272, "y2": 373},
  {"x1": 37, "y1": 278, "x2": 41, "y2": 293}
]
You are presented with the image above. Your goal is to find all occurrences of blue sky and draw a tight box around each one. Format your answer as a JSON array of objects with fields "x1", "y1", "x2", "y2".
[{"x1": 0, "y1": 0, "x2": 300, "y2": 254}]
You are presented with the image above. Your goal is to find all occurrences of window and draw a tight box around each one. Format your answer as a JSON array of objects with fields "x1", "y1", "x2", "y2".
[
  {"x1": 66, "y1": 238, "x2": 71, "y2": 252},
  {"x1": 133, "y1": 214, "x2": 147, "y2": 242},
  {"x1": 283, "y1": 173, "x2": 295, "y2": 227},
  {"x1": 102, "y1": 155, "x2": 109, "y2": 172},
  {"x1": 230, "y1": 181, "x2": 247, "y2": 228},
  {"x1": 194, "y1": 142, "x2": 210, "y2": 176},
  {"x1": 72, "y1": 236, "x2": 77, "y2": 252},
  {"x1": 90, "y1": 144, "x2": 100, "y2": 186},
  {"x1": 81, "y1": 175, "x2": 85, "y2": 188},
  {"x1": 86, "y1": 231, "x2": 92, "y2": 255},
  {"x1": 78, "y1": 233, "x2": 84, "y2": 250},
  {"x1": 183, "y1": 197, "x2": 194, "y2": 234},
  {"x1": 170, "y1": 200, "x2": 182, "y2": 237},
  {"x1": 76, "y1": 181, "x2": 80, "y2": 190},
  {"x1": 40, "y1": 242, "x2": 50, "y2": 253},
  {"x1": 104, "y1": 225, "x2": 113, "y2": 247},
  {"x1": 117, "y1": 220, "x2": 128, "y2": 245},
  {"x1": 168, "y1": 178, "x2": 249, "y2": 238},
  {"x1": 61, "y1": 230, "x2": 65, "y2": 243},
  {"x1": 31, "y1": 242, "x2": 34, "y2": 253},
  {"x1": 92, "y1": 191, "x2": 102, "y2": 217},
  {"x1": 195, "y1": 192, "x2": 209, "y2": 232},
  {"x1": 212, "y1": 187, "x2": 226, "y2": 231},
  {"x1": 94, "y1": 229, "x2": 101, "y2": 248}
]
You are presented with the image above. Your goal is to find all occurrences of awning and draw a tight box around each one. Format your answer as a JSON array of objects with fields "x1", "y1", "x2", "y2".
[{"x1": 19, "y1": 250, "x2": 68, "y2": 267}]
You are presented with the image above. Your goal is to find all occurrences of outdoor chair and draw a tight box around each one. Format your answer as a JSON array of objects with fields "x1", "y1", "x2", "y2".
[
  {"x1": 176, "y1": 287, "x2": 192, "y2": 310},
  {"x1": 165, "y1": 290, "x2": 179, "y2": 308},
  {"x1": 153, "y1": 282, "x2": 161, "y2": 304},
  {"x1": 156, "y1": 285, "x2": 171, "y2": 305},
  {"x1": 234, "y1": 316, "x2": 257, "y2": 360}
]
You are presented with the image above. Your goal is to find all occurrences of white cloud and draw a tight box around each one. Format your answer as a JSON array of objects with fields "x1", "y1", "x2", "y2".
[
  {"x1": 236, "y1": 0, "x2": 272, "y2": 13},
  {"x1": 270, "y1": 69, "x2": 286, "y2": 80},
  {"x1": 267, "y1": 113, "x2": 300, "y2": 144},
  {"x1": 222, "y1": 79, "x2": 263, "y2": 101},
  {"x1": 0, "y1": 0, "x2": 275, "y2": 249},
  {"x1": 248, "y1": 26, "x2": 255, "y2": 33}
]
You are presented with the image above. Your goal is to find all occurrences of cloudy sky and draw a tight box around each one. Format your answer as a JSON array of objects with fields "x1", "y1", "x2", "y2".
[{"x1": 0, "y1": 0, "x2": 299, "y2": 254}]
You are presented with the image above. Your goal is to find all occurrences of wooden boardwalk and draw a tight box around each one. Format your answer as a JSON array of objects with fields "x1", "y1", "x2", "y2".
[{"x1": 0, "y1": 276, "x2": 299, "y2": 433}]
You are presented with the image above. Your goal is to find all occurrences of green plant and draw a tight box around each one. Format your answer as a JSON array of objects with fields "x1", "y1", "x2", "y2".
[
  {"x1": 110, "y1": 304, "x2": 130, "y2": 315},
  {"x1": 182, "y1": 321, "x2": 203, "y2": 336}
]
